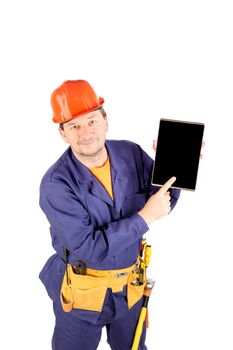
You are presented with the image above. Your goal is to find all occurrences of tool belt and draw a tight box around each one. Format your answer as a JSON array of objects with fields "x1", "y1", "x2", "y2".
[
  {"x1": 60, "y1": 262, "x2": 146, "y2": 313},
  {"x1": 60, "y1": 238, "x2": 151, "y2": 313}
]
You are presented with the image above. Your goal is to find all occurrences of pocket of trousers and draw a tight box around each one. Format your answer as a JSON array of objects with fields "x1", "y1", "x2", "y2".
[{"x1": 39, "y1": 254, "x2": 66, "y2": 301}]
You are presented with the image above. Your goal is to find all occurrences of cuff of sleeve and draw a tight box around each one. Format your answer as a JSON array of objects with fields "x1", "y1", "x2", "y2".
[{"x1": 132, "y1": 213, "x2": 149, "y2": 235}]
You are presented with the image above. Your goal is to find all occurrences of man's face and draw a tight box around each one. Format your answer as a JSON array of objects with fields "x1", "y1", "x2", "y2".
[{"x1": 59, "y1": 109, "x2": 109, "y2": 159}]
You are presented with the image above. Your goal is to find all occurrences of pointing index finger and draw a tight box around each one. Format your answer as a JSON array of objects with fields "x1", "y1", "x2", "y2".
[{"x1": 158, "y1": 176, "x2": 176, "y2": 195}]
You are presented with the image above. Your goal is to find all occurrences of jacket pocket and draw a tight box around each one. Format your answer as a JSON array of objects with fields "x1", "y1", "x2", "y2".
[
  {"x1": 123, "y1": 192, "x2": 147, "y2": 216},
  {"x1": 39, "y1": 254, "x2": 66, "y2": 301}
]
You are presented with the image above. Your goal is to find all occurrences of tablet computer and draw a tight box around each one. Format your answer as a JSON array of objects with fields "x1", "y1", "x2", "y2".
[{"x1": 151, "y1": 118, "x2": 205, "y2": 191}]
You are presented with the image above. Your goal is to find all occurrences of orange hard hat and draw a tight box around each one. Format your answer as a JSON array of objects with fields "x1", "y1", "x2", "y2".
[{"x1": 51, "y1": 80, "x2": 105, "y2": 123}]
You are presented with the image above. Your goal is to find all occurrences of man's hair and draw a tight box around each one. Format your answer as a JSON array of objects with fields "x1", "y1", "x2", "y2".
[{"x1": 59, "y1": 107, "x2": 107, "y2": 130}]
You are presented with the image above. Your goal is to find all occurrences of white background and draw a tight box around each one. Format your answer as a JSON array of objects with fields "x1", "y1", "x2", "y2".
[{"x1": 1, "y1": 1, "x2": 233, "y2": 349}]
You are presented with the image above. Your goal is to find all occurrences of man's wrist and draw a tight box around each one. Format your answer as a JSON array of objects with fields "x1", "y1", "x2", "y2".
[{"x1": 137, "y1": 210, "x2": 152, "y2": 226}]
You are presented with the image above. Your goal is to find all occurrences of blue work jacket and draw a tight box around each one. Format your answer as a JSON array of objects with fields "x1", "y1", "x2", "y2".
[{"x1": 39, "y1": 140, "x2": 180, "y2": 313}]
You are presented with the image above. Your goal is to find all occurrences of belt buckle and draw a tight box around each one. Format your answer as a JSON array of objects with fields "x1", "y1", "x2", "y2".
[{"x1": 115, "y1": 272, "x2": 129, "y2": 278}]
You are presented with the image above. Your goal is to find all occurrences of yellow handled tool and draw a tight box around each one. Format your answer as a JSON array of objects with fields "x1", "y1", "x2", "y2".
[
  {"x1": 144, "y1": 245, "x2": 151, "y2": 268},
  {"x1": 131, "y1": 279, "x2": 155, "y2": 350}
]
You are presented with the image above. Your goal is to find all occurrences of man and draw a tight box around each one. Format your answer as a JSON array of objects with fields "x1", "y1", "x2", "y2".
[{"x1": 39, "y1": 79, "x2": 180, "y2": 350}]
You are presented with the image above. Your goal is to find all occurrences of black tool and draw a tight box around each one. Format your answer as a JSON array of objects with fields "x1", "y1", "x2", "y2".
[
  {"x1": 73, "y1": 260, "x2": 87, "y2": 275},
  {"x1": 63, "y1": 247, "x2": 70, "y2": 284},
  {"x1": 139, "y1": 267, "x2": 145, "y2": 285}
]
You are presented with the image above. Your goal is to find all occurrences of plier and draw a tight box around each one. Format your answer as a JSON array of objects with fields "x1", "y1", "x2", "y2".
[{"x1": 73, "y1": 260, "x2": 87, "y2": 275}]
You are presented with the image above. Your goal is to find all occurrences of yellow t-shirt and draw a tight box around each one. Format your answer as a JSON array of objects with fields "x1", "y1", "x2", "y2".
[{"x1": 88, "y1": 157, "x2": 113, "y2": 200}]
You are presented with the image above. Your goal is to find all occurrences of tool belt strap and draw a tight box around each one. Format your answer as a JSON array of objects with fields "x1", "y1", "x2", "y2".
[
  {"x1": 67, "y1": 263, "x2": 135, "y2": 293},
  {"x1": 80, "y1": 264, "x2": 134, "y2": 278}
]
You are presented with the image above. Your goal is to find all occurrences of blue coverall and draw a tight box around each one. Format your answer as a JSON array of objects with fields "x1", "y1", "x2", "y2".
[{"x1": 39, "y1": 140, "x2": 180, "y2": 350}]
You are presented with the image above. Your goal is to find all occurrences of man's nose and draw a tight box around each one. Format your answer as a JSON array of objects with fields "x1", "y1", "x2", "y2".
[
  {"x1": 78, "y1": 125, "x2": 93, "y2": 138},
  {"x1": 78, "y1": 125, "x2": 93, "y2": 137}
]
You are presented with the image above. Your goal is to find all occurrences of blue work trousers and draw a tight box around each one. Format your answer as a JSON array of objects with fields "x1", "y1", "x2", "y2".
[{"x1": 52, "y1": 296, "x2": 148, "y2": 350}]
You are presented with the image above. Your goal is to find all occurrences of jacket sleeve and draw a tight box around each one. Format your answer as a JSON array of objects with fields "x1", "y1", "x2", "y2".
[{"x1": 40, "y1": 181, "x2": 149, "y2": 265}]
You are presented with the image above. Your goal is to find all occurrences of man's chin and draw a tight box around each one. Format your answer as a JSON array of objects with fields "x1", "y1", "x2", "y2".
[{"x1": 78, "y1": 145, "x2": 103, "y2": 158}]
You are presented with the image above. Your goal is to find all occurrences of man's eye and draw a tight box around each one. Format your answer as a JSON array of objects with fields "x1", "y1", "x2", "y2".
[
  {"x1": 71, "y1": 125, "x2": 77, "y2": 130},
  {"x1": 90, "y1": 120, "x2": 97, "y2": 125}
]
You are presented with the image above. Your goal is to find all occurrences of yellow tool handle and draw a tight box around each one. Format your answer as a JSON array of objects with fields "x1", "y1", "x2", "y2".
[
  {"x1": 144, "y1": 245, "x2": 152, "y2": 268},
  {"x1": 131, "y1": 307, "x2": 147, "y2": 350}
]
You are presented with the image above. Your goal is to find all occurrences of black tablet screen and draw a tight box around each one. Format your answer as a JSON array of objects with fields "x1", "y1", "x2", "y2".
[{"x1": 151, "y1": 119, "x2": 205, "y2": 190}]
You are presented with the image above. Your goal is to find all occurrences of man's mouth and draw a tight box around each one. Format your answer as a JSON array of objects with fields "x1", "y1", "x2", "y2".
[{"x1": 79, "y1": 139, "x2": 96, "y2": 146}]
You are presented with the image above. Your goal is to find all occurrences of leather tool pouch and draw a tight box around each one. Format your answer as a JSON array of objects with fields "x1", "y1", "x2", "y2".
[
  {"x1": 60, "y1": 265, "x2": 108, "y2": 313},
  {"x1": 127, "y1": 272, "x2": 146, "y2": 309}
]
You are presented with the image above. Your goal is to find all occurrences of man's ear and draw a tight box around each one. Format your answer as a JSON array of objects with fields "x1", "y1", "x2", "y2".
[
  {"x1": 105, "y1": 117, "x2": 109, "y2": 132},
  {"x1": 59, "y1": 127, "x2": 69, "y2": 144}
]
